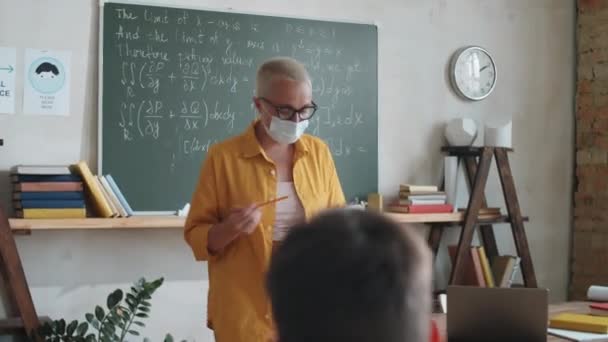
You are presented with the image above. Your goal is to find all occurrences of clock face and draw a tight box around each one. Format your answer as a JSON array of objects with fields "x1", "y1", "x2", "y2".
[{"x1": 451, "y1": 47, "x2": 497, "y2": 101}]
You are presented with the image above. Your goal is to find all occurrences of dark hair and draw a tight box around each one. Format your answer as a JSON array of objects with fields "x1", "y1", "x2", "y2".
[
  {"x1": 267, "y1": 209, "x2": 432, "y2": 342},
  {"x1": 35, "y1": 62, "x2": 59, "y2": 75}
]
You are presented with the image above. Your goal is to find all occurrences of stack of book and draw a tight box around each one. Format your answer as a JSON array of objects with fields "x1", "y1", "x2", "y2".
[
  {"x1": 71, "y1": 161, "x2": 134, "y2": 218},
  {"x1": 448, "y1": 244, "x2": 521, "y2": 288},
  {"x1": 11, "y1": 165, "x2": 86, "y2": 219},
  {"x1": 387, "y1": 184, "x2": 453, "y2": 214},
  {"x1": 549, "y1": 286, "x2": 608, "y2": 340}
]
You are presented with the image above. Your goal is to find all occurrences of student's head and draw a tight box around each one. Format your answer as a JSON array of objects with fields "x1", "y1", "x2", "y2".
[
  {"x1": 253, "y1": 57, "x2": 316, "y2": 144},
  {"x1": 35, "y1": 62, "x2": 60, "y2": 79},
  {"x1": 267, "y1": 209, "x2": 433, "y2": 342}
]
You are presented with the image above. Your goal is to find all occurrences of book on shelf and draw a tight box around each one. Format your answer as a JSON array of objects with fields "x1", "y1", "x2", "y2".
[
  {"x1": 399, "y1": 184, "x2": 439, "y2": 193},
  {"x1": 387, "y1": 203, "x2": 454, "y2": 214},
  {"x1": 476, "y1": 246, "x2": 495, "y2": 288},
  {"x1": 14, "y1": 199, "x2": 86, "y2": 209},
  {"x1": 398, "y1": 198, "x2": 447, "y2": 205},
  {"x1": 549, "y1": 313, "x2": 608, "y2": 334},
  {"x1": 448, "y1": 245, "x2": 486, "y2": 287},
  {"x1": 15, "y1": 208, "x2": 86, "y2": 219},
  {"x1": 99, "y1": 175, "x2": 128, "y2": 218},
  {"x1": 105, "y1": 175, "x2": 134, "y2": 217},
  {"x1": 11, "y1": 164, "x2": 86, "y2": 219},
  {"x1": 11, "y1": 165, "x2": 71, "y2": 175},
  {"x1": 14, "y1": 181, "x2": 83, "y2": 192},
  {"x1": 13, "y1": 191, "x2": 84, "y2": 201},
  {"x1": 71, "y1": 161, "x2": 114, "y2": 218},
  {"x1": 491, "y1": 255, "x2": 519, "y2": 288},
  {"x1": 458, "y1": 207, "x2": 502, "y2": 216},
  {"x1": 590, "y1": 303, "x2": 608, "y2": 317},
  {"x1": 11, "y1": 162, "x2": 136, "y2": 219},
  {"x1": 11, "y1": 174, "x2": 82, "y2": 183}
]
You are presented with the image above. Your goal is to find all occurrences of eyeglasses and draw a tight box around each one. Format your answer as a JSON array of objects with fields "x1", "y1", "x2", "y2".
[{"x1": 258, "y1": 97, "x2": 317, "y2": 121}]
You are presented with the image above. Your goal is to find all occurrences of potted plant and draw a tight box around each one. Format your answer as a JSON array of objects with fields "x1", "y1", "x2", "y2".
[{"x1": 35, "y1": 277, "x2": 183, "y2": 342}]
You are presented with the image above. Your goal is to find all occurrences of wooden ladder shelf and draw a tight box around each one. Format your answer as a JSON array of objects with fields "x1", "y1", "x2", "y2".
[
  {"x1": 0, "y1": 206, "x2": 48, "y2": 340},
  {"x1": 429, "y1": 146, "x2": 537, "y2": 287}
]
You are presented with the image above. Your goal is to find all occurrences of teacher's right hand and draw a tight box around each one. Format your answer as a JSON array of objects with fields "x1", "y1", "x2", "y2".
[
  {"x1": 224, "y1": 205, "x2": 262, "y2": 235},
  {"x1": 207, "y1": 204, "x2": 262, "y2": 255}
]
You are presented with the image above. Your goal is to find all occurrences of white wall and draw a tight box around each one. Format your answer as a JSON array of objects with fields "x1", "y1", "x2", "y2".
[{"x1": 0, "y1": 0, "x2": 575, "y2": 341}]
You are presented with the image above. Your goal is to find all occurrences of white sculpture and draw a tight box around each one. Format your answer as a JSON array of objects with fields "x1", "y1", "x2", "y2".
[{"x1": 444, "y1": 118, "x2": 478, "y2": 146}]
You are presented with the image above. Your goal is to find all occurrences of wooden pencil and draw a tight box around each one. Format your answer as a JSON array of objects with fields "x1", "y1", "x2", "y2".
[{"x1": 255, "y1": 196, "x2": 288, "y2": 209}]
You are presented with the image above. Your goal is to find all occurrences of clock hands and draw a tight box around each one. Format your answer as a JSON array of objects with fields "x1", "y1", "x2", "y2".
[{"x1": 479, "y1": 64, "x2": 490, "y2": 72}]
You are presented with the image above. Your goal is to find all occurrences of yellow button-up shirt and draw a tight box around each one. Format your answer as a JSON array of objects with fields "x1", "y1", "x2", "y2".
[{"x1": 184, "y1": 121, "x2": 346, "y2": 342}]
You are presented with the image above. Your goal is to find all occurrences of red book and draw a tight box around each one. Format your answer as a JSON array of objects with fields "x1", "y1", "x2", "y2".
[
  {"x1": 407, "y1": 204, "x2": 454, "y2": 214},
  {"x1": 590, "y1": 303, "x2": 608, "y2": 316}
]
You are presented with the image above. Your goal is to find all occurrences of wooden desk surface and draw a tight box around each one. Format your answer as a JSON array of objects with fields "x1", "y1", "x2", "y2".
[{"x1": 432, "y1": 301, "x2": 588, "y2": 341}]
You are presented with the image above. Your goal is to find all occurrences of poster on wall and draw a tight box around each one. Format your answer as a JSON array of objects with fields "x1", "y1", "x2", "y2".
[
  {"x1": 23, "y1": 49, "x2": 71, "y2": 116},
  {"x1": 0, "y1": 47, "x2": 16, "y2": 115}
]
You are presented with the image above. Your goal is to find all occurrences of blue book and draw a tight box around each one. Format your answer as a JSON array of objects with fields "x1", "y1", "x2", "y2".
[
  {"x1": 15, "y1": 199, "x2": 86, "y2": 209},
  {"x1": 13, "y1": 191, "x2": 84, "y2": 200},
  {"x1": 105, "y1": 175, "x2": 134, "y2": 216},
  {"x1": 11, "y1": 174, "x2": 82, "y2": 183}
]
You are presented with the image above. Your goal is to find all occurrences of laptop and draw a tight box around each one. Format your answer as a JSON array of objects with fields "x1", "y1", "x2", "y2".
[{"x1": 447, "y1": 285, "x2": 549, "y2": 342}]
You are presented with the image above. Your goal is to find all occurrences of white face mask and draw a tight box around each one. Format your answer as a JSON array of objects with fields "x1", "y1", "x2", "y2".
[{"x1": 264, "y1": 116, "x2": 309, "y2": 145}]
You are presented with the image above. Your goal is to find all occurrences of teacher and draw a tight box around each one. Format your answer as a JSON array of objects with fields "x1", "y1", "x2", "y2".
[{"x1": 184, "y1": 56, "x2": 346, "y2": 342}]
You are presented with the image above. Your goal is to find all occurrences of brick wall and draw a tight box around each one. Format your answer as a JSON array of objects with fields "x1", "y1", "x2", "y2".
[{"x1": 572, "y1": 0, "x2": 608, "y2": 299}]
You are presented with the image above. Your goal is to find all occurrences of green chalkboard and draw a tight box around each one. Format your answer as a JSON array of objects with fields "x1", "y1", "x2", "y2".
[{"x1": 101, "y1": 2, "x2": 378, "y2": 211}]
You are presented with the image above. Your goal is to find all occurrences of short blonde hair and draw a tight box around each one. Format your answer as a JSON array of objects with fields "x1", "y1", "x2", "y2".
[{"x1": 256, "y1": 57, "x2": 312, "y2": 97}]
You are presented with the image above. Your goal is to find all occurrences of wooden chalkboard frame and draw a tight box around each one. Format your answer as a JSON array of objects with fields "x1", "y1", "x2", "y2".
[{"x1": 97, "y1": 0, "x2": 379, "y2": 210}]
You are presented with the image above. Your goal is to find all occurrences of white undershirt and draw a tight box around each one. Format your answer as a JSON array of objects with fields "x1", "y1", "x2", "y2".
[{"x1": 273, "y1": 182, "x2": 305, "y2": 242}]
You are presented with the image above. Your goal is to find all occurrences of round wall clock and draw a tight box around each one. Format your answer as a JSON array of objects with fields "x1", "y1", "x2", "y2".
[{"x1": 449, "y1": 46, "x2": 497, "y2": 101}]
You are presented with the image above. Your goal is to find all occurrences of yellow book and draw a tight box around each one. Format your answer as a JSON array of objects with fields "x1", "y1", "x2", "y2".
[
  {"x1": 16, "y1": 208, "x2": 86, "y2": 219},
  {"x1": 550, "y1": 313, "x2": 608, "y2": 334},
  {"x1": 71, "y1": 161, "x2": 113, "y2": 218},
  {"x1": 477, "y1": 246, "x2": 495, "y2": 288}
]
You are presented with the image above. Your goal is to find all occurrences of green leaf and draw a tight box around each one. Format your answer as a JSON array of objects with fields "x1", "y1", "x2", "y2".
[
  {"x1": 132, "y1": 321, "x2": 145, "y2": 327},
  {"x1": 107, "y1": 289, "x2": 123, "y2": 310},
  {"x1": 138, "y1": 306, "x2": 151, "y2": 313},
  {"x1": 66, "y1": 320, "x2": 78, "y2": 336},
  {"x1": 130, "y1": 286, "x2": 139, "y2": 294},
  {"x1": 95, "y1": 306, "x2": 105, "y2": 321},
  {"x1": 100, "y1": 335, "x2": 111, "y2": 342},
  {"x1": 102, "y1": 325, "x2": 114, "y2": 337},
  {"x1": 117, "y1": 321, "x2": 126, "y2": 329},
  {"x1": 52, "y1": 336, "x2": 60, "y2": 342},
  {"x1": 75, "y1": 336, "x2": 85, "y2": 342},
  {"x1": 140, "y1": 300, "x2": 151, "y2": 307},
  {"x1": 51, "y1": 321, "x2": 59, "y2": 333},
  {"x1": 143, "y1": 338, "x2": 151, "y2": 342},
  {"x1": 39, "y1": 322, "x2": 53, "y2": 336},
  {"x1": 85, "y1": 314, "x2": 94, "y2": 324},
  {"x1": 84, "y1": 333, "x2": 96, "y2": 342},
  {"x1": 135, "y1": 313, "x2": 149, "y2": 318},
  {"x1": 76, "y1": 322, "x2": 88, "y2": 337},
  {"x1": 128, "y1": 330, "x2": 140, "y2": 336},
  {"x1": 163, "y1": 333, "x2": 174, "y2": 342},
  {"x1": 91, "y1": 319, "x2": 100, "y2": 330},
  {"x1": 58, "y1": 319, "x2": 66, "y2": 335}
]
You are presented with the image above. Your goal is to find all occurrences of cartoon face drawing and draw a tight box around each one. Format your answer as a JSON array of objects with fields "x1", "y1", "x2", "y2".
[{"x1": 29, "y1": 58, "x2": 65, "y2": 94}]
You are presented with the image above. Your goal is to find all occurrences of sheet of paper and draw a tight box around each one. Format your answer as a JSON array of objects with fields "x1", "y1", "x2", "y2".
[
  {"x1": 23, "y1": 49, "x2": 71, "y2": 116},
  {"x1": 0, "y1": 47, "x2": 16, "y2": 114},
  {"x1": 548, "y1": 328, "x2": 608, "y2": 341}
]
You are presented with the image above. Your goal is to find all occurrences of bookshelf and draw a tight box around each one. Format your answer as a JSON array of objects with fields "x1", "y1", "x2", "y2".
[{"x1": 429, "y1": 146, "x2": 537, "y2": 288}]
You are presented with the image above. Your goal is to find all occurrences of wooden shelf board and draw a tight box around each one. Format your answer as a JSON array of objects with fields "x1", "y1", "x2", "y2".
[
  {"x1": 8, "y1": 213, "x2": 527, "y2": 231},
  {"x1": 0, "y1": 316, "x2": 51, "y2": 333},
  {"x1": 9, "y1": 217, "x2": 185, "y2": 231},
  {"x1": 385, "y1": 212, "x2": 528, "y2": 224}
]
